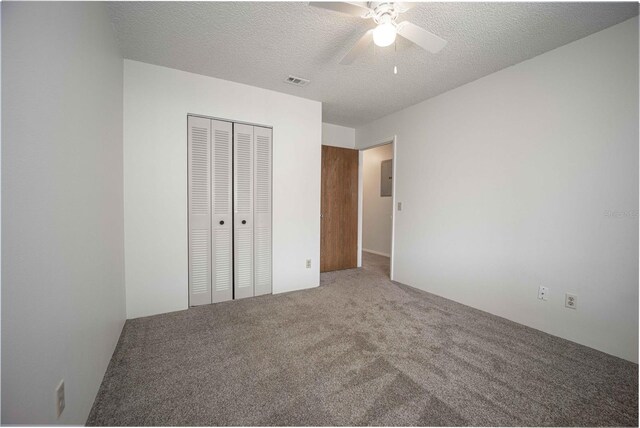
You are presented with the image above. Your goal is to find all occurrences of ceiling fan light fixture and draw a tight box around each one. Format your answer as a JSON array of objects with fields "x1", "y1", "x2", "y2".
[
  {"x1": 373, "y1": 22, "x2": 396, "y2": 47},
  {"x1": 312, "y1": 2, "x2": 448, "y2": 65}
]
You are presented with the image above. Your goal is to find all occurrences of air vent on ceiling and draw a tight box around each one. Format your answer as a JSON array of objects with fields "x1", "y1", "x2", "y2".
[{"x1": 284, "y1": 75, "x2": 310, "y2": 87}]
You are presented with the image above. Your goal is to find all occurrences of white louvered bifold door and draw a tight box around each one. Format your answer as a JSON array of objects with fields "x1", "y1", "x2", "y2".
[
  {"x1": 211, "y1": 120, "x2": 233, "y2": 303},
  {"x1": 233, "y1": 123, "x2": 254, "y2": 299},
  {"x1": 188, "y1": 116, "x2": 212, "y2": 306},
  {"x1": 253, "y1": 126, "x2": 272, "y2": 296}
]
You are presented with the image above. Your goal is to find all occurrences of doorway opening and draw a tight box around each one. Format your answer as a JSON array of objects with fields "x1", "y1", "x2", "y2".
[{"x1": 360, "y1": 141, "x2": 394, "y2": 279}]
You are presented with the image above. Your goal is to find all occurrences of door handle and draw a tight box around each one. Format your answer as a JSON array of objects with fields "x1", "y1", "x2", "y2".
[
  {"x1": 219, "y1": 220, "x2": 224, "y2": 225},
  {"x1": 242, "y1": 220, "x2": 247, "y2": 225}
]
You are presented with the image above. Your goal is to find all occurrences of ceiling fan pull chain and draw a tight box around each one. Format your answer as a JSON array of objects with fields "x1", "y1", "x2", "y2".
[{"x1": 394, "y1": 40, "x2": 398, "y2": 75}]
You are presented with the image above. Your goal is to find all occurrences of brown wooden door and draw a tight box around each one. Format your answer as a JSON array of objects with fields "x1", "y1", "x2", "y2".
[{"x1": 321, "y1": 145, "x2": 359, "y2": 272}]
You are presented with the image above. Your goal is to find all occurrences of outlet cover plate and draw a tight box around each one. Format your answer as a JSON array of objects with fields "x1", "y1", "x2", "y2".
[{"x1": 565, "y1": 293, "x2": 577, "y2": 309}]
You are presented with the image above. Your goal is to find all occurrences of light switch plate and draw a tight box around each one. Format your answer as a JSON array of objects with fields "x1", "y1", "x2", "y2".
[{"x1": 538, "y1": 286, "x2": 549, "y2": 301}]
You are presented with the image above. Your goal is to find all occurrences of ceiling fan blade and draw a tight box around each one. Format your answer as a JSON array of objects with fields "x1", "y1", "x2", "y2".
[
  {"x1": 395, "y1": 2, "x2": 416, "y2": 13},
  {"x1": 396, "y1": 21, "x2": 447, "y2": 53},
  {"x1": 340, "y1": 29, "x2": 374, "y2": 64},
  {"x1": 309, "y1": 2, "x2": 371, "y2": 18}
]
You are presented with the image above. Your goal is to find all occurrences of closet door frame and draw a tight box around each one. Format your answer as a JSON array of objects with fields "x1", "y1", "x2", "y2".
[
  {"x1": 188, "y1": 114, "x2": 272, "y2": 132},
  {"x1": 187, "y1": 114, "x2": 273, "y2": 304}
]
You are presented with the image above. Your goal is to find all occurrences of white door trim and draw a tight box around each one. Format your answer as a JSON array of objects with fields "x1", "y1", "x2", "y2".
[{"x1": 358, "y1": 135, "x2": 397, "y2": 281}]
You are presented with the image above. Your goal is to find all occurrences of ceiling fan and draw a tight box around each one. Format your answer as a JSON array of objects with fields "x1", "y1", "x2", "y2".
[{"x1": 310, "y1": 2, "x2": 447, "y2": 65}]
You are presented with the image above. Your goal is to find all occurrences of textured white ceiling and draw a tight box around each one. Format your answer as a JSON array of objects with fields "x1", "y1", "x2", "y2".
[{"x1": 108, "y1": 2, "x2": 638, "y2": 127}]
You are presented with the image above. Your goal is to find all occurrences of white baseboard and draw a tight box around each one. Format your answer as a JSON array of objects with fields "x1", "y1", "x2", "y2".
[{"x1": 362, "y1": 248, "x2": 390, "y2": 258}]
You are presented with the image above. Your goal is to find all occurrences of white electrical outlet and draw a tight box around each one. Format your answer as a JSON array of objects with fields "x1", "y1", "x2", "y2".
[
  {"x1": 306, "y1": 259, "x2": 311, "y2": 269},
  {"x1": 56, "y1": 380, "x2": 65, "y2": 418},
  {"x1": 538, "y1": 286, "x2": 549, "y2": 301},
  {"x1": 397, "y1": 202, "x2": 402, "y2": 211},
  {"x1": 565, "y1": 293, "x2": 577, "y2": 309}
]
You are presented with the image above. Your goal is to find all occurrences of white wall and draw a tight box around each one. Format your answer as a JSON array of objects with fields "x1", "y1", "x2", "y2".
[
  {"x1": 2, "y1": 2, "x2": 126, "y2": 424},
  {"x1": 0, "y1": 5, "x2": 3, "y2": 420},
  {"x1": 322, "y1": 122, "x2": 355, "y2": 148},
  {"x1": 124, "y1": 60, "x2": 322, "y2": 319},
  {"x1": 356, "y1": 17, "x2": 639, "y2": 362},
  {"x1": 362, "y1": 144, "x2": 394, "y2": 257}
]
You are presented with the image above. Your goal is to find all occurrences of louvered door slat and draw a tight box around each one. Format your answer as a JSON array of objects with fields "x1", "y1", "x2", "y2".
[
  {"x1": 254, "y1": 126, "x2": 272, "y2": 296},
  {"x1": 188, "y1": 116, "x2": 212, "y2": 306},
  {"x1": 211, "y1": 120, "x2": 233, "y2": 303},
  {"x1": 234, "y1": 123, "x2": 254, "y2": 299}
]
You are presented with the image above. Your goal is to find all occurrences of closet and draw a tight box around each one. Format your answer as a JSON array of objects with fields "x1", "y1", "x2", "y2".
[{"x1": 188, "y1": 115, "x2": 272, "y2": 306}]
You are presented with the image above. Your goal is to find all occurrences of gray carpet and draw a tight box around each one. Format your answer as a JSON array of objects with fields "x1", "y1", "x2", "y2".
[{"x1": 87, "y1": 252, "x2": 638, "y2": 426}]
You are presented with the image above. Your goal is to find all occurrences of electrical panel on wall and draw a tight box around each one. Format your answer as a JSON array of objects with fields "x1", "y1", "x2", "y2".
[{"x1": 187, "y1": 116, "x2": 272, "y2": 306}]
